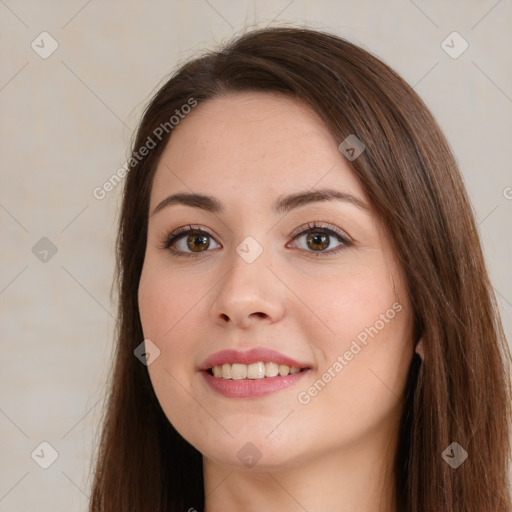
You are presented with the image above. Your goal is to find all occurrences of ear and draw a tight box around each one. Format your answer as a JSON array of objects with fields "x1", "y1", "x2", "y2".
[{"x1": 415, "y1": 337, "x2": 424, "y2": 360}]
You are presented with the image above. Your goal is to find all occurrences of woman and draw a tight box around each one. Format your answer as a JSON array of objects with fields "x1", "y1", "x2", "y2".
[{"x1": 89, "y1": 26, "x2": 511, "y2": 511}]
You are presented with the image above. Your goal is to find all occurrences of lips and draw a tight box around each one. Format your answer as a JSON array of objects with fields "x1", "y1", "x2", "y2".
[
  {"x1": 198, "y1": 348, "x2": 311, "y2": 398},
  {"x1": 199, "y1": 348, "x2": 310, "y2": 371}
]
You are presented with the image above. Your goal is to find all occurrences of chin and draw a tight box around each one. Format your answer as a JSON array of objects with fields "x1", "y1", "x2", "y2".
[
  {"x1": 192, "y1": 425, "x2": 316, "y2": 473},
  {"x1": 203, "y1": 444, "x2": 310, "y2": 473}
]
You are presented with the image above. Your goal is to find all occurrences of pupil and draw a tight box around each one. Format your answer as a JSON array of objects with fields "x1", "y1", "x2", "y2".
[
  {"x1": 188, "y1": 234, "x2": 209, "y2": 252},
  {"x1": 308, "y1": 232, "x2": 328, "y2": 250}
]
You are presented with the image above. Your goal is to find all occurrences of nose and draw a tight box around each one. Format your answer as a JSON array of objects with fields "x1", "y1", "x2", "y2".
[{"x1": 210, "y1": 245, "x2": 285, "y2": 330}]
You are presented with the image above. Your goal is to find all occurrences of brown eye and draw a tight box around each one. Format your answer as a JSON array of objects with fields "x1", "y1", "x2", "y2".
[
  {"x1": 184, "y1": 233, "x2": 210, "y2": 252},
  {"x1": 290, "y1": 222, "x2": 351, "y2": 256},
  {"x1": 163, "y1": 226, "x2": 221, "y2": 257},
  {"x1": 305, "y1": 232, "x2": 330, "y2": 251}
]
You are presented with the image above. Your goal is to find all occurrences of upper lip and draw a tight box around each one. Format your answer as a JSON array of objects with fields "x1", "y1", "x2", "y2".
[{"x1": 199, "y1": 348, "x2": 311, "y2": 371}]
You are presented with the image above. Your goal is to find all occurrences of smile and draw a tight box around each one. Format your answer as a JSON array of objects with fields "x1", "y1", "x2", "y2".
[
  {"x1": 199, "y1": 348, "x2": 311, "y2": 398},
  {"x1": 208, "y1": 362, "x2": 304, "y2": 380}
]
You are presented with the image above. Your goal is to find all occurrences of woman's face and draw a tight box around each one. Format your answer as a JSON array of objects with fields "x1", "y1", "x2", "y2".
[{"x1": 138, "y1": 91, "x2": 414, "y2": 471}]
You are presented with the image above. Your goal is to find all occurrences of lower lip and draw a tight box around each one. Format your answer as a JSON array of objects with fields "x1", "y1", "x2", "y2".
[{"x1": 201, "y1": 370, "x2": 309, "y2": 398}]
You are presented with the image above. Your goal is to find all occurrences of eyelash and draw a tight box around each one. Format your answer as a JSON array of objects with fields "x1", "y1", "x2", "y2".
[{"x1": 160, "y1": 222, "x2": 352, "y2": 259}]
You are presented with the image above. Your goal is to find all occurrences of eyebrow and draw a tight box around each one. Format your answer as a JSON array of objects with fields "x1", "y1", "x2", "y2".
[{"x1": 151, "y1": 188, "x2": 370, "y2": 216}]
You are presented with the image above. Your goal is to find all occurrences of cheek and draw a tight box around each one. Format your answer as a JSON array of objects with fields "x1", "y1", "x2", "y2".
[
  {"x1": 138, "y1": 264, "x2": 187, "y2": 381},
  {"x1": 306, "y1": 262, "x2": 406, "y2": 352},
  {"x1": 138, "y1": 268, "x2": 206, "y2": 385},
  {"x1": 139, "y1": 259, "x2": 172, "y2": 340},
  {"x1": 297, "y1": 259, "x2": 412, "y2": 415},
  {"x1": 138, "y1": 265, "x2": 207, "y2": 441},
  {"x1": 138, "y1": 259, "x2": 202, "y2": 342}
]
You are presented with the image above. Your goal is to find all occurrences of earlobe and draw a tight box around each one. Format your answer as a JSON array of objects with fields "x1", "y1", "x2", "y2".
[{"x1": 415, "y1": 337, "x2": 424, "y2": 361}]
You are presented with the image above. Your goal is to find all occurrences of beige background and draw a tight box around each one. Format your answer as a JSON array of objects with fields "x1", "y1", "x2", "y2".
[{"x1": 0, "y1": 0, "x2": 511, "y2": 510}]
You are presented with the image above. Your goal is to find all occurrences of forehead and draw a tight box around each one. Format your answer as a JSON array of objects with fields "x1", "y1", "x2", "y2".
[{"x1": 150, "y1": 91, "x2": 367, "y2": 210}]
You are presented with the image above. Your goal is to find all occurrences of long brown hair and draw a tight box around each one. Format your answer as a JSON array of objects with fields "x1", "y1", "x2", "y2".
[{"x1": 89, "y1": 26, "x2": 511, "y2": 511}]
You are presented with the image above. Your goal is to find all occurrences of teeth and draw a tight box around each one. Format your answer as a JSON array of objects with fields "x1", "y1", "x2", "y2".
[
  {"x1": 247, "y1": 362, "x2": 265, "y2": 379},
  {"x1": 265, "y1": 362, "x2": 279, "y2": 377},
  {"x1": 231, "y1": 363, "x2": 247, "y2": 380},
  {"x1": 210, "y1": 362, "x2": 304, "y2": 379},
  {"x1": 221, "y1": 363, "x2": 232, "y2": 379},
  {"x1": 278, "y1": 364, "x2": 289, "y2": 376}
]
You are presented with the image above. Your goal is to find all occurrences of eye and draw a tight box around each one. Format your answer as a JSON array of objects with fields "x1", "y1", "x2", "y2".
[
  {"x1": 161, "y1": 225, "x2": 220, "y2": 258},
  {"x1": 288, "y1": 222, "x2": 351, "y2": 256},
  {"x1": 161, "y1": 222, "x2": 351, "y2": 258}
]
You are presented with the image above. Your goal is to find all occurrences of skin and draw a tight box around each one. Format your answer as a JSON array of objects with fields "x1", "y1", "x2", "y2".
[{"x1": 138, "y1": 91, "x2": 415, "y2": 512}]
